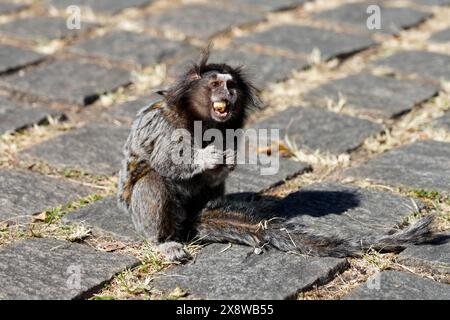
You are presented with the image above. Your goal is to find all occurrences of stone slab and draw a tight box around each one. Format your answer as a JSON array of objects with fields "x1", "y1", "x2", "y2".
[
  {"x1": 20, "y1": 123, "x2": 129, "y2": 176},
  {"x1": 0, "y1": 2, "x2": 28, "y2": 14},
  {"x1": 104, "y1": 95, "x2": 161, "y2": 126},
  {"x1": 314, "y1": 3, "x2": 431, "y2": 35},
  {"x1": 0, "y1": 59, "x2": 131, "y2": 106},
  {"x1": 0, "y1": 44, "x2": 45, "y2": 74},
  {"x1": 346, "y1": 140, "x2": 450, "y2": 194},
  {"x1": 69, "y1": 31, "x2": 193, "y2": 67},
  {"x1": 345, "y1": 270, "x2": 450, "y2": 300},
  {"x1": 372, "y1": 51, "x2": 450, "y2": 82},
  {"x1": 399, "y1": 241, "x2": 450, "y2": 274},
  {"x1": 253, "y1": 106, "x2": 382, "y2": 154},
  {"x1": 272, "y1": 182, "x2": 425, "y2": 238},
  {"x1": 235, "y1": 25, "x2": 375, "y2": 60},
  {"x1": 153, "y1": 243, "x2": 347, "y2": 300},
  {"x1": 305, "y1": 73, "x2": 438, "y2": 118},
  {"x1": 0, "y1": 16, "x2": 96, "y2": 42},
  {"x1": 63, "y1": 197, "x2": 140, "y2": 241},
  {"x1": 228, "y1": 0, "x2": 306, "y2": 12},
  {"x1": 169, "y1": 48, "x2": 308, "y2": 88},
  {"x1": 0, "y1": 238, "x2": 138, "y2": 300},
  {"x1": 226, "y1": 158, "x2": 310, "y2": 194},
  {"x1": 0, "y1": 97, "x2": 64, "y2": 135},
  {"x1": 0, "y1": 169, "x2": 92, "y2": 223},
  {"x1": 46, "y1": 0, "x2": 153, "y2": 15},
  {"x1": 143, "y1": 4, "x2": 265, "y2": 39},
  {"x1": 409, "y1": 0, "x2": 450, "y2": 5},
  {"x1": 430, "y1": 27, "x2": 450, "y2": 42}
]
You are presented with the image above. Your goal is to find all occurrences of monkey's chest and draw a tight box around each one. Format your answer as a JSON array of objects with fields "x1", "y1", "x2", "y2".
[{"x1": 172, "y1": 167, "x2": 229, "y2": 197}]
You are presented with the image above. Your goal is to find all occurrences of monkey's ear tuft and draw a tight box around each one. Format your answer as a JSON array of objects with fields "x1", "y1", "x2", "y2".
[
  {"x1": 198, "y1": 44, "x2": 211, "y2": 69},
  {"x1": 191, "y1": 43, "x2": 212, "y2": 76}
]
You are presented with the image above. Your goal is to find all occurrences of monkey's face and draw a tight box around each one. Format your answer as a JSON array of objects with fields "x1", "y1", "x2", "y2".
[
  {"x1": 166, "y1": 54, "x2": 260, "y2": 127},
  {"x1": 194, "y1": 71, "x2": 239, "y2": 123}
]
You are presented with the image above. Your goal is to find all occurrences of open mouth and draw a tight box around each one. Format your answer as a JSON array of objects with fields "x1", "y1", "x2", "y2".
[{"x1": 212, "y1": 101, "x2": 230, "y2": 120}]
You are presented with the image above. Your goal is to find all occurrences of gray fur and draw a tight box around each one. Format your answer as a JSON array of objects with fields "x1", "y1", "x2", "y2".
[{"x1": 118, "y1": 100, "x2": 233, "y2": 257}]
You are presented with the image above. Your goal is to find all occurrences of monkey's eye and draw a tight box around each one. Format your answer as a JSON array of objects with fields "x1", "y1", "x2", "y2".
[{"x1": 210, "y1": 81, "x2": 221, "y2": 88}]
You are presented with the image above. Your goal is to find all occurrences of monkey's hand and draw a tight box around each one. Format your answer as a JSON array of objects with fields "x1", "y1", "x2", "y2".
[
  {"x1": 224, "y1": 149, "x2": 237, "y2": 171},
  {"x1": 195, "y1": 144, "x2": 224, "y2": 171}
]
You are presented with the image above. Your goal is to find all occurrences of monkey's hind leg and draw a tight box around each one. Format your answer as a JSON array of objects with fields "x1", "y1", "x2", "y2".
[{"x1": 130, "y1": 172, "x2": 190, "y2": 262}]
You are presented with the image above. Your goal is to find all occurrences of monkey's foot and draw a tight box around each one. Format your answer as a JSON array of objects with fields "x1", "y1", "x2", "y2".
[{"x1": 158, "y1": 242, "x2": 191, "y2": 262}]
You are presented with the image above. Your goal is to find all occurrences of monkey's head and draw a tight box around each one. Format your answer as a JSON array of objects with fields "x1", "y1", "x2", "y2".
[{"x1": 164, "y1": 48, "x2": 261, "y2": 126}]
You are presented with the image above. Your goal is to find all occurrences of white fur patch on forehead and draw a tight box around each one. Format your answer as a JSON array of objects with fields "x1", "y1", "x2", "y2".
[{"x1": 216, "y1": 73, "x2": 233, "y2": 81}]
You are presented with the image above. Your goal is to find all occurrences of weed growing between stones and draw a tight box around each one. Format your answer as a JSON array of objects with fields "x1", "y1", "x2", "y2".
[{"x1": 40, "y1": 193, "x2": 104, "y2": 224}]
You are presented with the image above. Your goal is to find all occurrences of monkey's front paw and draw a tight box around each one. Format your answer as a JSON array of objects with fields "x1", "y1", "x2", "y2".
[
  {"x1": 158, "y1": 242, "x2": 191, "y2": 263},
  {"x1": 224, "y1": 149, "x2": 237, "y2": 170},
  {"x1": 197, "y1": 144, "x2": 223, "y2": 170}
]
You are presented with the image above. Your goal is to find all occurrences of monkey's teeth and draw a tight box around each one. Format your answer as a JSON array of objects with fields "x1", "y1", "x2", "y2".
[{"x1": 213, "y1": 102, "x2": 227, "y2": 113}]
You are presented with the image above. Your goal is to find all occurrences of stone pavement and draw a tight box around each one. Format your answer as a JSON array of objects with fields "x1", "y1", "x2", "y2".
[{"x1": 0, "y1": 0, "x2": 449, "y2": 300}]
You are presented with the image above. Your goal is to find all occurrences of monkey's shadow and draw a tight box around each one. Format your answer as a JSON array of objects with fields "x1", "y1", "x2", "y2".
[
  {"x1": 226, "y1": 190, "x2": 449, "y2": 245},
  {"x1": 226, "y1": 190, "x2": 360, "y2": 219}
]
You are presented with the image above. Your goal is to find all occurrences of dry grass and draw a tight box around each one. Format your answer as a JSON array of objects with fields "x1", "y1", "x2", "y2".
[
  {"x1": 91, "y1": 239, "x2": 203, "y2": 300},
  {"x1": 0, "y1": 119, "x2": 78, "y2": 168},
  {"x1": 282, "y1": 136, "x2": 351, "y2": 168},
  {"x1": 0, "y1": 221, "x2": 92, "y2": 248},
  {"x1": 302, "y1": 249, "x2": 448, "y2": 300}
]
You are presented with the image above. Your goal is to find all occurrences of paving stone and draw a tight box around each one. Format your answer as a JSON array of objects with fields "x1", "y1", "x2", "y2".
[
  {"x1": 235, "y1": 25, "x2": 375, "y2": 61},
  {"x1": 253, "y1": 106, "x2": 382, "y2": 154},
  {"x1": 0, "y1": 96, "x2": 64, "y2": 135},
  {"x1": 430, "y1": 27, "x2": 450, "y2": 42},
  {"x1": 0, "y1": 238, "x2": 139, "y2": 300},
  {"x1": 345, "y1": 271, "x2": 450, "y2": 300},
  {"x1": 373, "y1": 51, "x2": 450, "y2": 82},
  {"x1": 0, "y1": 59, "x2": 131, "y2": 105},
  {"x1": 46, "y1": 0, "x2": 153, "y2": 15},
  {"x1": 346, "y1": 140, "x2": 450, "y2": 194},
  {"x1": 20, "y1": 123, "x2": 129, "y2": 176},
  {"x1": 398, "y1": 241, "x2": 450, "y2": 274},
  {"x1": 433, "y1": 112, "x2": 450, "y2": 130},
  {"x1": 0, "y1": 16, "x2": 96, "y2": 42},
  {"x1": 0, "y1": 44, "x2": 45, "y2": 74},
  {"x1": 314, "y1": 3, "x2": 431, "y2": 35},
  {"x1": 69, "y1": 31, "x2": 193, "y2": 67},
  {"x1": 153, "y1": 243, "x2": 347, "y2": 300},
  {"x1": 227, "y1": 0, "x2": 306, "y2": 12},
  {"x1": 0, "y1": 2, "x2": 28, "y2": 15},
  {"x1": 409, "y1": 0, "x2": 450, "y2": 5},
  {"x1": 226, "y1": 158, "x2": 311, "y2": 194},
  {"x1": 305, "y1": 73, "x2": 438, "y2": 118},
  {"x1": 169, "y1": 48, "x2": 309, "y2": 88},
  {"x1": 271, "y1": 182, "x2": 425, "y2": 238},
  {"x1": 63, "y1": 197, "x2": 140, "y2": 241},
  {"x1": 143, "y1": 4, "x2": 265, "y2": 39},
  {"x1": 0, "y1": 169, "x2": 92, "y2": 224},
  {"x1": 105, "y1": 95, "x2": 161, "y2": 125}
]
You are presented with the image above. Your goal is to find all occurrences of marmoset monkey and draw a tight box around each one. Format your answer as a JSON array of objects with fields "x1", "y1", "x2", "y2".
[{"x1": 118, "y1": 48, "x2": 435, "y2": 261}]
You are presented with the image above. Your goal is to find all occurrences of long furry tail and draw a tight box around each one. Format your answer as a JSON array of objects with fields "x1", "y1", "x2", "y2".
[{"x1": 194, "y1": 201, "x2": 436, "y2": 258}]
